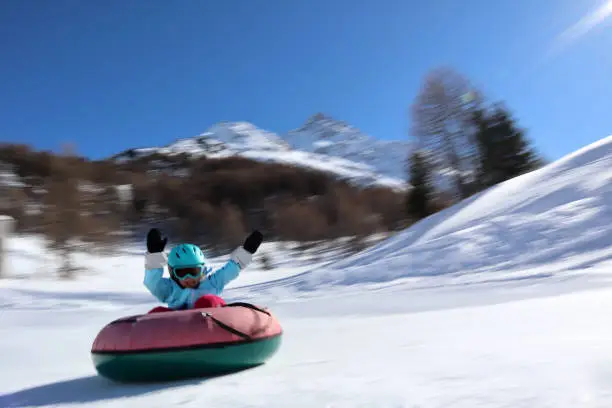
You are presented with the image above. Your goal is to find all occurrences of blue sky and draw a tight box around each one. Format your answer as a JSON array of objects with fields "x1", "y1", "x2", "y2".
[{"x1": 1, "y1": 0, "x2": 611, "y2": 161}]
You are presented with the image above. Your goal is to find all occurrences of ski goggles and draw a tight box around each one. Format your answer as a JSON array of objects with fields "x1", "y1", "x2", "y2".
[{"x1": 171, "y1": 265, "x2": 212, "y2": 281}]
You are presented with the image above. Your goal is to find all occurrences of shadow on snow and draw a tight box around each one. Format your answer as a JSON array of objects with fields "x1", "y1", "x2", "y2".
[{"x1": 0, "y1": 369, "x2": 252, "y2": 407}]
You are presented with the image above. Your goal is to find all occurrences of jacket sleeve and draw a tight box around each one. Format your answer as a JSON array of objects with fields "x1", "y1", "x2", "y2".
[
  {"x1": 206, "y1": 247, "x2": 252, "y2": 292},
  {"x1": 143, "y1": 252, "x2": 173, "y2": 303}
]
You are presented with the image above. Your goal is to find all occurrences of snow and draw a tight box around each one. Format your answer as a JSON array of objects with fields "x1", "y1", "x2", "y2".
[
  {"x1": 0, "y1": 162, "x2": 24, "y2": 188},
  {"x1": 286, "y1": 113, "x2": 412, "y2": 188},
  {"x1": 240, "y1": 149, "x2": 407, "y2": 190},
  {"x1": 1, "y1": 135, "x2": 612, "y2": 407}
]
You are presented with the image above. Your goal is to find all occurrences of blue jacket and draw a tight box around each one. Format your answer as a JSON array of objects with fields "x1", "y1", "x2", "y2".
[{"x1": 143, "y1": 247, "x2": 252, "y2": 310}]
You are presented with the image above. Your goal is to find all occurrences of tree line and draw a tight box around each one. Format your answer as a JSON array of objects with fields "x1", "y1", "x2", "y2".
[
  {"x1": 0, "y1": 144, "x2": 410, "y2": 276},
  {"x1": 405, "y1": 67, "x2": 544, "y2": 219}
]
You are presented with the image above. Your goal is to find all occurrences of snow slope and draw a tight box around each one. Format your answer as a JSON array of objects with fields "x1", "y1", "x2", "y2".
[
  {"x1": 265, "y1": 134, "x2": 612, "y2": 294},
  {"x1": 112, "y1": 117, "x2": 410, "y2": 190},
  {"x1": 1, "y1": 135, "x2": 611, "y2": 407}
]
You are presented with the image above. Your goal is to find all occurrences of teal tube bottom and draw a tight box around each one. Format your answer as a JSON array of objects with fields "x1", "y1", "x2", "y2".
[{"x1": 92, "y1": 335, "x2": 282, "y2": 383}]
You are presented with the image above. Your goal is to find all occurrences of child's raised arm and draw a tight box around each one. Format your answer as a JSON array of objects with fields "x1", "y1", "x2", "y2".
[
  {"x1": 143, "y1": 228, "x2": 173, "y2": 303},
  {"x1": 206, "y1": 230, "x2": 263, "y2": 292},
  {"x1": 143, "y1": 251, "x2": 173, "y2": 302}
]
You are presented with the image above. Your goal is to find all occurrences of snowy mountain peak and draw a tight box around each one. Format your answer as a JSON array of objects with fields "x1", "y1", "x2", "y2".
[
  {"x1": 303, "y1": 112, "x2": 349, "y2": 128},
  {"x1": 200, "y1": 121, "x2": 291, "y2": 153},
  {"x1": 285, "y1": 115, "x2": 411, "y2": 183},
  {"x1": 295, "y1": 113, "x2": 363, "y2": 142},
  {"x1": 111, "y1": 116, "x2": 411, "y2": 190}
]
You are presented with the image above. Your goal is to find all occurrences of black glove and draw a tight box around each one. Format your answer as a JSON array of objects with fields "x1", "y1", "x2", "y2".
[
  {"x1": 242, "y1": 230, "x2": 263, "y2": 254},
  {"x1": 146, "y1": 228, "x2": 167, "y2": 253}
]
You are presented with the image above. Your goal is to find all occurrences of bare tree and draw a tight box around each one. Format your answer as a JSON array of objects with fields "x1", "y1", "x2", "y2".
[
  {"x1": 43, "y1": 180, "x2": 82, "y2": 278},
  {"x1": 410, "y1": 67, "x2": 483, "y2": 200},
  {"x1": 42, "y1": 145, "x2": 84, "y2": 279},
  {"x1": 217, "y1": 203, "x2": 246, "y2": 251}
]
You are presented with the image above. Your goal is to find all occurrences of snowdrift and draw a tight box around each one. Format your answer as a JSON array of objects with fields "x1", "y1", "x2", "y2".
[{"x1": 267, "y1": 135, "x2": 612, "y2": 291}]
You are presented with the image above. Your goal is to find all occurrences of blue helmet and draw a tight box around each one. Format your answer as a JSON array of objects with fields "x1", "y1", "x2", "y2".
[{"x1": 168, "y1": 243, "x2": 207, "y2": 269}]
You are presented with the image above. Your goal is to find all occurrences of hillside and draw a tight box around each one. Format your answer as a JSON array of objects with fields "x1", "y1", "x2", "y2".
[
  {"x1": 111, "y1": 115, "x2": 411, "y2": 190},
  {"x1": 0, "y1": 143, "x2": 409, "y2": 252},
  {"x1": 240, "y1": 134, "x2": 612, "y2": 299},
  {"x1": 1, "y1": 135, "x2": 611, "y2": 407}
]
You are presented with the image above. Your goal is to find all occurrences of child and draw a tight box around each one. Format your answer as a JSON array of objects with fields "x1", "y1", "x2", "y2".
[{"x1": 143, "y1": 228, "x2": 263, "y2": 312}]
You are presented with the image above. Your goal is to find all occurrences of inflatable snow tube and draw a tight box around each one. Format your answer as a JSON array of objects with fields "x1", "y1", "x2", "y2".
[{"x1": 91, "y1": 302, "x2": 282, "y2": 382}]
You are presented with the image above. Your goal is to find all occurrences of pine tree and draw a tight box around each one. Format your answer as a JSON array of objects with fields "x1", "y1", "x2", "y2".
[
  {"x1": 406, "y1": 150, "x2": 434, "y2": 220},
  {"x1": 474, "y1": 103, "x2": 542, "y2": 188}
]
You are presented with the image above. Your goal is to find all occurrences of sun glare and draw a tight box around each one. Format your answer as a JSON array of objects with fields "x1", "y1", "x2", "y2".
[{"x1": 555, "y1": 0, "x2": 612, "y2": 49}]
